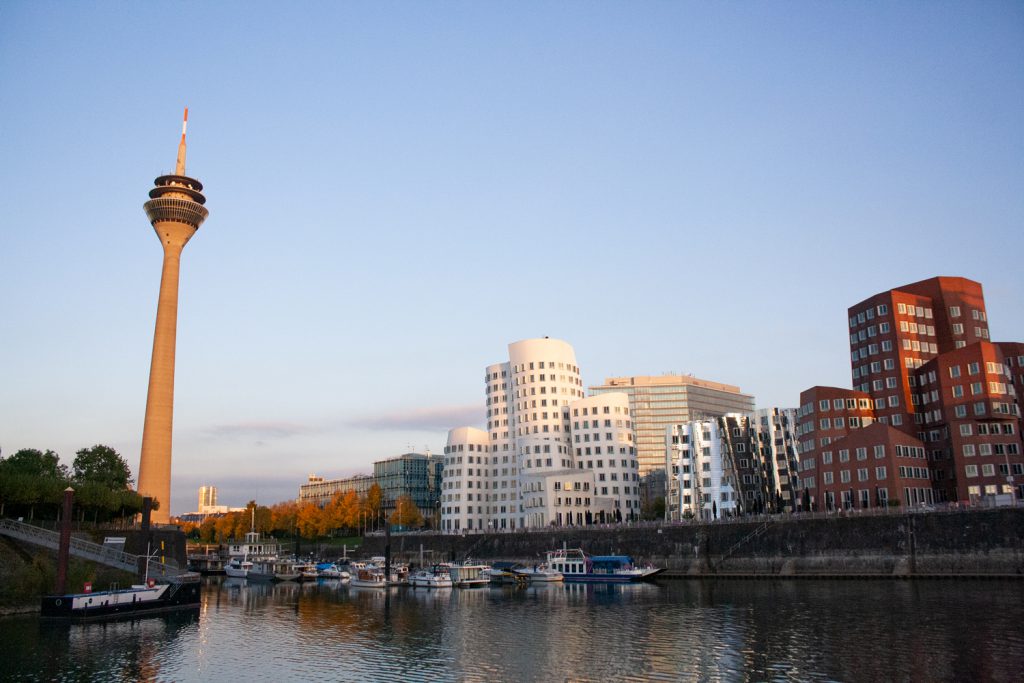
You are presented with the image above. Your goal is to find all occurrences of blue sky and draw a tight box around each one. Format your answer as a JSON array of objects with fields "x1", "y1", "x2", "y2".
[{"x1": 1, "y1": 2, "x2": 1022, "y2": 514}]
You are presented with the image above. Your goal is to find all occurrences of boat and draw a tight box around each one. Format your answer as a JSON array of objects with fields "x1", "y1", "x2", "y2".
[
  {"x1": 225, "y1": 525, "x2": 280, "y2": 561},
  {"x1": 248, "y1": 558, "x2": 301, "y2": 582},
  {"x1": 544, "y1": 548, "x2": 663, "y2": 582},
  {"x1": 40, "y1": 576, "x2": 201, "y2": 622},
  {"x1": 293, "y1": 561, "x2": 319, "y2": 581},
  {"x1": 514, "y1": 563, "x2": 564, "y2": 583},
  {"x1": 483, "y1": 561, "x2": 528, "y2": 586},
  {"x1": 224, "y1": 557, "x2": 253, "y2": 579},
  {"x1": 408, "y1": 566, "x2": 453, "y2": 589},
  {"x1": 316, "y1": 563, "x2": 349, "y2": 580},
  {"x1": 447, "y1": 562, "x2": 491, "y2": 588},
  {"x1": 349, "y1": 566, "x2": 389, "y2": 588}
]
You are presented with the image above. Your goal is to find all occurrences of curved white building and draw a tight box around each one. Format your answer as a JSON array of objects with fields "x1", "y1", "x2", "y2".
[
  {"x1": 442, "y1": 426, "x2": 490, "y2": 533},
  {"x1": 443, "y1": 337, "x2": 634, "y2": 532}
]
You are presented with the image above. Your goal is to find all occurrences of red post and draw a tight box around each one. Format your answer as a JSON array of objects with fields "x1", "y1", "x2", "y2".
[{"x1": 55, "y1": 487, "x2": 74, "y2": 594}]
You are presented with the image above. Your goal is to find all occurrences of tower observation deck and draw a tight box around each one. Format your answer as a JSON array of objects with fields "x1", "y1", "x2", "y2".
[{"x1": 138, "y1": 109, "x2": 208, "y2": 524}]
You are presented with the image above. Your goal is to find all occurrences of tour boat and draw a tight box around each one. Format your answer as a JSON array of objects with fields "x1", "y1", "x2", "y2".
[
  {"x1": 248, "y1": 558, "x2": 301, "y2": 582},
  {"x1": 41, "y1": 577, "x2": 201, "y2": 622},
  {"x1": 224, "y1": 557, "x2": 253, "y2": 579},
  {"x1": 446, "y1": 562, "x2": 491, "y2": 588},
  {"x1": 514, "y1": 564, "x2": 564, "y2": 583},
  {"x1": 544, "y1": 549, "x2": 663, "y2": 583},
  {"x1": 408, "y1": 566, "x2": 453, "y2": 589}
]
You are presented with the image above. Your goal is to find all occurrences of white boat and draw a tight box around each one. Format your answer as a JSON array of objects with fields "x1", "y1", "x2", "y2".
[
  {"x1": 225, "y1": 524, "x2": 280, "y2": 561},
  {"x1": 514, "y1": 564, "x2": 564, "y2": 583},
  {"x1": 349, "y1": 567, "x2": 389, "y2": 588},
  {"x1": 409, "y1": 566, "x2": 453, "y2": 589},
  {"x1": 544, "y1": 548, "x2": 663, "y2": 583},
  {"x1": 447, "y1": 562, "x2": 491, "y2": 588},
  {"x1": 224, "y1": 557, "x2": 253, "y2": 579},
  {"x1": 248, "y1": 558, "x2": 301, "y2": 582}
]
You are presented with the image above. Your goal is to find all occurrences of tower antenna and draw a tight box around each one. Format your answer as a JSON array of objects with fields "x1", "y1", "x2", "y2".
[{"x1": 175, "y1": 107, "x2": 188, "y2": 175}]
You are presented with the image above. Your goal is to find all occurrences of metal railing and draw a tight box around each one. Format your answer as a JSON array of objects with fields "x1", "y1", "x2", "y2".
[{"x1": 0, "y1": 518, "x2": 188, "y2": 579}]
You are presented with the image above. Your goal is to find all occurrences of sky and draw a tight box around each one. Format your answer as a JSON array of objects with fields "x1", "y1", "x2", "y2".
[{"x1": 1, "y1": 2, "x2": 1022, "y2": 515}]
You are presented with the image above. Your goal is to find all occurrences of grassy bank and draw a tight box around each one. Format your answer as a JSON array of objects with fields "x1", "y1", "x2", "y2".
[{"x1": 0, "y1": 537, "x2": 136, "y2": 614}]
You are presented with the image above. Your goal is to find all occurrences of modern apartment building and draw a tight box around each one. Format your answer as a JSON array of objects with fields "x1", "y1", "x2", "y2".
[
  {"x1": 442, "y1": 338, "x2": 640, "y2": 532},
  {"x1": 591, "y1": 375, "x2": 755, "y2": 478},
  {"x1": 798, "y1": 276, "x2": 1023, "y2": 509},
  {"x1": 666, "y1": 410, "x2": 799, "y2": 520}
]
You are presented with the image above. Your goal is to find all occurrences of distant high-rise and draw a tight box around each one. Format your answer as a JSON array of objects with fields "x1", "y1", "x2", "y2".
[
  {"x1": 137, "y1": 109, "x2": 209, "y2": 523},
  {"x1": 590, "y1": 375, "x2": 755, "y2": 477},
  {"x1": 198, "y1": 485, "x2": 217, "y2": 512}
]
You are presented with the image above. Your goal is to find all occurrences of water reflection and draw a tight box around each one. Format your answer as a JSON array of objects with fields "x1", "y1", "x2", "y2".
[{"x1": 3, "y1": 578, "x2": 1023, "y2": 682}]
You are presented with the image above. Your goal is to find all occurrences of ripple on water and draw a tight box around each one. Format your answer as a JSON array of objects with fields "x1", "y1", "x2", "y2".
[{"x1": 3, "y1": 579, "x2": 1024, "y2": 682}]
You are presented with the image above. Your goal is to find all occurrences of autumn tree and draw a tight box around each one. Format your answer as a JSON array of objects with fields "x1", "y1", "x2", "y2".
[
  {"x1": 364, "y1": 483, "x2": 383, "y2": 531},
  {"x1": 389, "y1": 495, "x2": 424, "y2": 528}
]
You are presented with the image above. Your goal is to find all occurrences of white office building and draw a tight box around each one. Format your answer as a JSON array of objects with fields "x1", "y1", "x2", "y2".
[{"x1": 442, "y1": 338, "x2": 639, "y2": 532}]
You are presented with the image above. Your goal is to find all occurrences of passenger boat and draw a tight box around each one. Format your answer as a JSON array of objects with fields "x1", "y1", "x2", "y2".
[
  {"x1": 544, "y1": 549, "x2": 663, "y2": 582},
  {"x1": 447, "y1": 562, "x2": 490, "y2": 588},
  {"x1": 248, "y1": 558, "x2": 301, "y2": 582},
  {"x1": 224, "y1": 557, "x2": 253, "y2": 579},
  {"x1": 40, "y1": 576, "x2": 201, "y2": 622},
  {"x1": 514, "y1": 564, "x2": 564, "y2": 583},
  {"x1": 409, "y1": 566, "x2": 453, "y2": 589}
]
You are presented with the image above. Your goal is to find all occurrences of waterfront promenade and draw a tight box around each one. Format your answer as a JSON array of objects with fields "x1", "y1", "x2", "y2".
[{"x1": 359, "y1": 507, "x2": 1024, "y2": 579}]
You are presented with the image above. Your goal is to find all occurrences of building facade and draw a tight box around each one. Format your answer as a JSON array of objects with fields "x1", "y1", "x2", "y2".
[
  {"x1": 442, "y1": 338, "x2": 640, "y2": 533},
  {"x1": 374, "y1": 452, "x2": 444, "y2": 522},
  {"x1": 298, "y1": 473, "x2": 375, "y2": 508},
  {"x1": 590, "y1": 374, "x2": 755, "y2": 479},
  {"x1": 798, "y1": 276, "x2": 1023, "y2": 508}
]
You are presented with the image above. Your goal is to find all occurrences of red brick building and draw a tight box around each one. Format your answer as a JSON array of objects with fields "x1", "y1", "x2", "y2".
[{"x1": 797, "y1": 277, "x2": 1023, "y2": 509}]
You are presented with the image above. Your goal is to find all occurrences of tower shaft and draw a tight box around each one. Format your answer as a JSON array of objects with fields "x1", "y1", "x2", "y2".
[{"x1": 138, "y1": 109, "x2": 208, "y2": 524}]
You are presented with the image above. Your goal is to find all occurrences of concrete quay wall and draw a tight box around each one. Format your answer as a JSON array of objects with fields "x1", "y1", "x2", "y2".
[{"x1": 362, "y1": 508, "x2": 1024, "y2": 578}]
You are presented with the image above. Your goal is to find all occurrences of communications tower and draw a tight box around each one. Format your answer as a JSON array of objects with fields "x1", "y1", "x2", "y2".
[{"x1": 138, "y1": 109, "x2": 209, "y2": 523}]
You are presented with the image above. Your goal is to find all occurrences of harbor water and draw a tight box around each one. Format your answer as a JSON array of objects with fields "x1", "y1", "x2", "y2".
[{"x1": 3, "y1": 577, "x2": 1023, "y2": 682}]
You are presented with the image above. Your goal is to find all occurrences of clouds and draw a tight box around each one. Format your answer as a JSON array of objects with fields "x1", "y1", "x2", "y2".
[
  {"x1": 202, "y1": 420, "x2": 312, "y2": 444},
  {"x1": 349, "y1": 404, "x2": 482, "y2": 432}
]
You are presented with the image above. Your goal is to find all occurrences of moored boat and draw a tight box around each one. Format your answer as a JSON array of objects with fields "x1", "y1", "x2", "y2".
[
  {"x1": 447, "y1": 562, "x2": 490, "y2": 588},
  {"x1": 409, "y1": 565, "x2": 453, "y2": 589},
  {"x1": 41, "y1": 576, "x2": 201, "y2": 622},
  {"x1": 224, "y1": 557, "x2": 253, "y2": 579},
  {"x1": 349, "y1": 567, "x2": 389, "y2": 588},
  {"x1": 514, "y1": 564, "x2": 564, "y2": 583},
  {"x1": 544, "y1": 548, "x2": 663, "y2": 582},
  {"x1": 248, "y1": 558, "x2": 301, "y2": 582}
]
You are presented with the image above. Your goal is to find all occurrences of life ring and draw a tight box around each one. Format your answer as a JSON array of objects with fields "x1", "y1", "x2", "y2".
[{"x1": 55, "y1": 599, "x2": 62, "y2": 606}]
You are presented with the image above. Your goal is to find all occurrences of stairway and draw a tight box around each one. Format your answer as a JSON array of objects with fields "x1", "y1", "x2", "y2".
[{"x1": 0, "y1": 518, "x2": 188, "y2": 579}]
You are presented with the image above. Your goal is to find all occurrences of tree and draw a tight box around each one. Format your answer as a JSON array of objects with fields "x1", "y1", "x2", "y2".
[
  {"x1": 365, "y1": 483, "x2": 383, "y2": 530},
  {"x1": 0, "y1": 448, "x2": 68, "y2": 480},
  {"x1": 73, "y1": 445, "x2": 132, "y2": 489},
  {"x1": 389, "y1": 495, "x2": 424, "y2": 528},
  {"x1": 296, "y1": 502, "x2": 322, "y2": 539}
]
